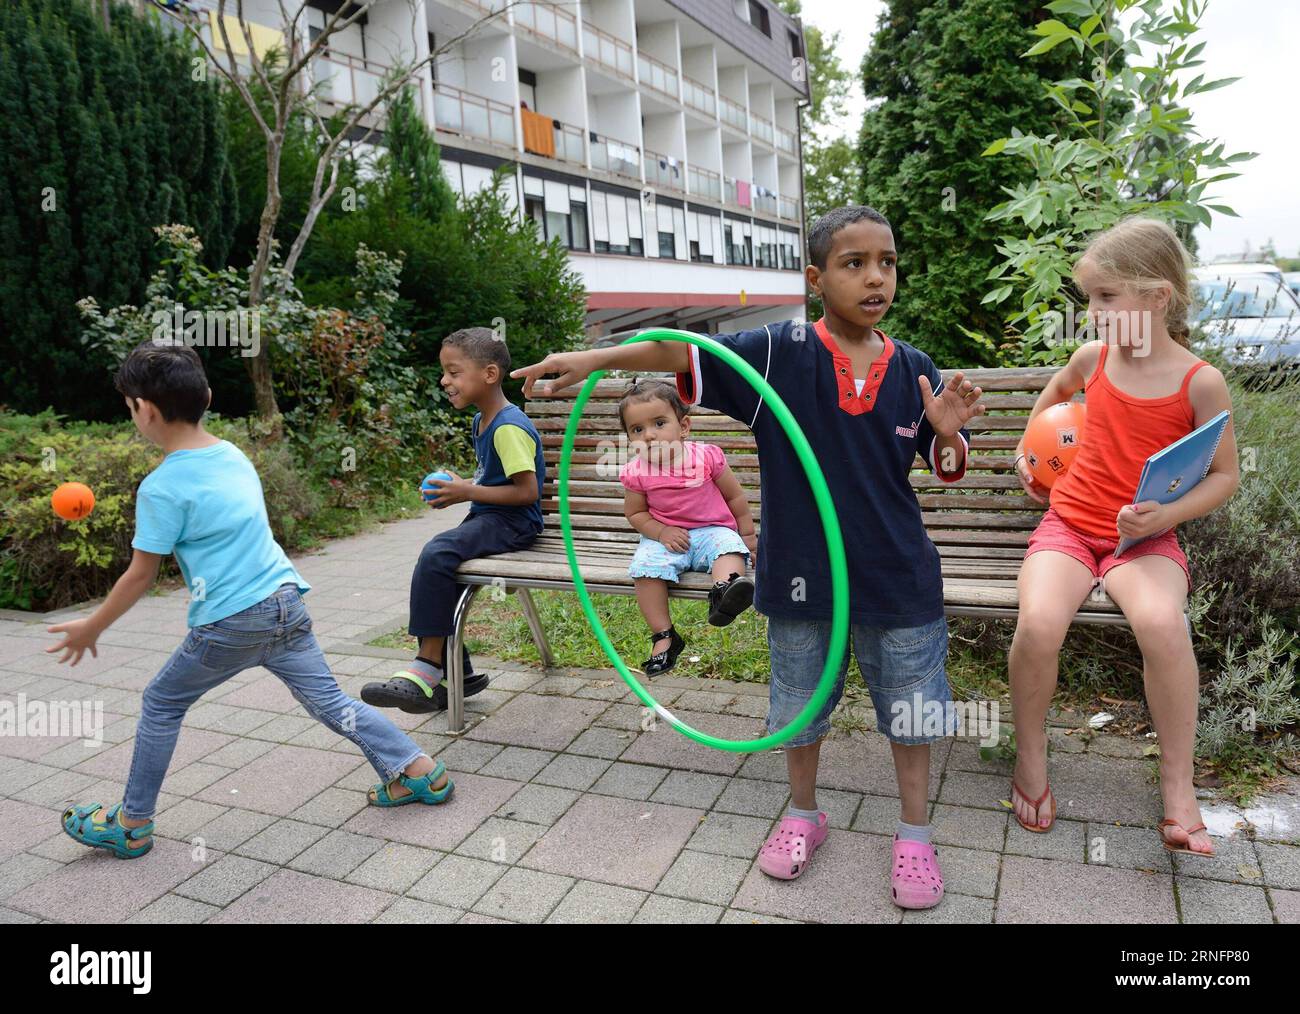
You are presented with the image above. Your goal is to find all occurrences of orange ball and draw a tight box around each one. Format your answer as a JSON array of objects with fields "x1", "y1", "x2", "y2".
[
  {"x1": 52, "y1": 482, "x2": 95, "y2": 520},
  {"x1": 1023, "y1": 402, "x2": 1086, "y2": 489}
]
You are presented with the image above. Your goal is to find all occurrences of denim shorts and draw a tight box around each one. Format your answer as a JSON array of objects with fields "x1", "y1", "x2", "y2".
[
  {"x1": 765, "y1": 613, "x2": 954, "y2": 747},
  {"x1": 628, "y1": 524, "x2": 750, "y2": 582}
]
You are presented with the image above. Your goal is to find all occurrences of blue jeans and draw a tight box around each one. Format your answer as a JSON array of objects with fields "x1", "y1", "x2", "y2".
[
  {"x1": 123, "y1": 584, "x2": 423, "y2": 820},
  {"x1": 765, "y1": 614, "x2": 954, "y2": 748}
]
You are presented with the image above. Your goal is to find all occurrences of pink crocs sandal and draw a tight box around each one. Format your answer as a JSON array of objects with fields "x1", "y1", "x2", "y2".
[
  {"x1": 758, "y1": 812, "x2": 828, "y2": 880},
  {"x1": 891, "y1": 835, "x2": 944, "y2": 909}
]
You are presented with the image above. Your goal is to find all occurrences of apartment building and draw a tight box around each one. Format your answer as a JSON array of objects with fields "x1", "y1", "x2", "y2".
[{"x1": 164, "y1": 0, "x2": 811, "y2": 336}]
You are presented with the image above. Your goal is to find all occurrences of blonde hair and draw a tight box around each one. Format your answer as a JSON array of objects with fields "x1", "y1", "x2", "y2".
[{"x1": 1076, "y1": 216, "x2": 1194, "y2": 349}]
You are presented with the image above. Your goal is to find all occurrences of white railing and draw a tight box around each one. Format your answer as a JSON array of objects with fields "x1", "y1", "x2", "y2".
[
  {"x1": 775, "y1": 125, "x2": 796, "y2": 154},
  {"x1": 682, "y1": 74, "x2": 715, "y2": 117},
  {"x1": 590, "y1": 132, "x2": 640, "y2": 180},
  {"x1": 778, "y1": 193, "x2": 799, "y2": 220},
  {"x1": 750, "y1": 112, "x2": 773, "y2": 145},
  {"x1": 719, "y1": 94, "x2": 746, "y2": 132},
  {"x1": 637, "y1": 50, "x2": 679, "y2": 100},
  {"x1": 514, "y1": 2, "x2": 579, "y2": 54},
  {"x1": 433, "y1": 82, "x2": 515, "y2": 148},
  {"x1": 688, "y1": 164, "x2": 721, "y2": 201},
  {"x1": 582, "y1": 23, "x2": 634, "y2": 80},
  {"x1": 644, "y1": 148, "x2": 684, "y2": 191}
]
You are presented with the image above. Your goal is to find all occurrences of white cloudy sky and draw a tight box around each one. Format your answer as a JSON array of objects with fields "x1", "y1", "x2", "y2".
[{"x1": 800, "y1": 0, "x2": 1298, "y2": 263}]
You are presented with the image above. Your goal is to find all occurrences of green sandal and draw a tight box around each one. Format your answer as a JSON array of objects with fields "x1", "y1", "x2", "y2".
[
  {"x1": 368, "y1": 760, "x2": 454, "y2": 807},
  {"x1": 61, "y1": 802, "x2": 154, "y2": 859}
]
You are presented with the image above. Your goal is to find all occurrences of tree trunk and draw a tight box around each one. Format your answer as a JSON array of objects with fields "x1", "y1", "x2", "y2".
[{"x1": 245, "y1": 128, "x2": 285, "y2": 425}]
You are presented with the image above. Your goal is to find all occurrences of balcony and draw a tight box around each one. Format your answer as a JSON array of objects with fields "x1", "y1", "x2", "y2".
[
  {"x1": 637, "y1": 50, "x2": 679, "y2": 102},
  {"x1": 682, "y1": 74, "x2": 715, "y2": 118},
  {"x1": 719, "y1": 95, "x2": 746, "y2": 133},
  {"x1": 753, "y1": 186, "x2": 777, "y2": 215},
  {"x1": 521, "y1": 106, "x2": 585, "y2": 164},
  {"x1": 514, "y1": 1, "x2": 578, "y2": 55},
  {"x1": 590, "y1": 131, "x2": 641, "y2": 182},
  {"x1": 311, "y1": 51, "x2": 423, "y2": 122},
  {"x1": 433, "y1": 83, "x2": 515, "y2": 149},
  {"x1": 582, "y1": 22, "x2": 635, "y2": 81},
  {"x1": 749, "y1": 112, "x2": 774, "y2": 146},
  {"x1": 687, "y1": 163, "x2": 721, "y2": 202},
  {"x1": 447, "y1": 0, "x2": 507, "y2": 13},
  {"x1": 778, "y1": 193, "x2": 799, "y2": 221},
  {"x1": 644, "y1": 147, "x2": 684, "y2": 192},
  {"x1": 775, "y1": 125, "x2": 796, "y2": 155}
]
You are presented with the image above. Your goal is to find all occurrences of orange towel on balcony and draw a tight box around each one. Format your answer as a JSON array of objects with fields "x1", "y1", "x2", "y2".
[{"x1": 521, "y1": 108, "x2": 555, "y2": 157}]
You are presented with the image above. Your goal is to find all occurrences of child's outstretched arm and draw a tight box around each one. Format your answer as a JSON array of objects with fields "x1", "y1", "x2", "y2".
[
  {"x1": 46, "y1": 550, "x2": 162, "y2": 665},
  {"x1": 512, "y1": 341, "x2": 691, "y2": 398},
  {"x1": 713, "y1": 463, "x2": 757, "y2": 560},
  {"x1": 624, "y1": 489, "x2": 690, "y2": 553},
  {"x1": 1117, "y1": 366, "x2": 1239, "y2": 540}
]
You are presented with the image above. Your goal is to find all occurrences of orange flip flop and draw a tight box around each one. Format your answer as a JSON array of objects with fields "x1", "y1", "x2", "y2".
[
  {"x1": 1011, "y1": 780, "x2": 1056, "y2": 833},
  {"x1": 1157, "y1": 818, "x2": 1215, "y2": 856}
]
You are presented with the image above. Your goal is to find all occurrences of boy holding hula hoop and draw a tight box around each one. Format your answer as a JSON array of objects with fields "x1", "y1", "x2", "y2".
[{"x1": 514, "y1": 206, "x2": 985, "y2": 910}]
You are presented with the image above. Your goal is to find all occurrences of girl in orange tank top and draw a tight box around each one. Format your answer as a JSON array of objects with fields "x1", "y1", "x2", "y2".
[
  {"x1": 1049, "y1": 342, "x2": 1210, "y2": 538},
  {"x1": 1005, "y1": 218, "x2": 1239, "y2": 861}
]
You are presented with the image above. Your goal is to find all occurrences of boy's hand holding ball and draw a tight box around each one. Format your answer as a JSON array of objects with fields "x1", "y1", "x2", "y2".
[{"x1": 421, "y1": 470, "x2": 470, "y2": 509}]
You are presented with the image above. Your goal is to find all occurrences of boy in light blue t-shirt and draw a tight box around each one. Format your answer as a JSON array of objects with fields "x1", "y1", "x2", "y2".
[{"x1": 48, "y1": 342, "x2": 453, "y2": 859}]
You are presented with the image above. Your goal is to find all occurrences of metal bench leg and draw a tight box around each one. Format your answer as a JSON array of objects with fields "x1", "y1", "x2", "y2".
[
  {"x1": 446, "y1": 584, "x2": 480, "y2": 734},
  {"x1": 516, "y1": 587, "x2": 555, "y2": 668}
]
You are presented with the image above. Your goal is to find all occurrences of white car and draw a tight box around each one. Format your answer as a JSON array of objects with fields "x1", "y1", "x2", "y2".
[
  {"x1": 1199, "y1": 261, "x2": 1285, "y2": 282},
  {"x1": 1191, "y1": 269, "x2": 1300, "y2": 368},
  {"x1": 1284, "y1": 271, "x2": 1300, "y2": 299}
]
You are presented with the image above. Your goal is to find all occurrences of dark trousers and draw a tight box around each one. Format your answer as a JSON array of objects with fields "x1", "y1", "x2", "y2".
[{"x1": 409, "y1": 509, "x2": 540, "y2": 642}]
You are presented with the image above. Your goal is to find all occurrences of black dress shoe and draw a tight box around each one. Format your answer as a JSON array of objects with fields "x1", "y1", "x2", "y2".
[
  {"x1": 708, "y1": 572, "x2": 755, "y2": 627},
  {"x1": 642, "y1": 626, "x2": 685, "y2": 676}
]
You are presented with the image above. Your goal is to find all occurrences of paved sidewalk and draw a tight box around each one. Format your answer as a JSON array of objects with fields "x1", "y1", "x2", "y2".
[{"x1": 1, "y1": 507, "x2": 1297, "y2": 924}]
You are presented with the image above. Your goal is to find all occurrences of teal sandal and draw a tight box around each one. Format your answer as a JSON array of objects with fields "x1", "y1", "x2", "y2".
[
  {"x1": 61, "y1": 802, "x2": 154, "y2": 859},
  {"x1": 368, "y1": 760, "x2": 454, "y2": 807}
]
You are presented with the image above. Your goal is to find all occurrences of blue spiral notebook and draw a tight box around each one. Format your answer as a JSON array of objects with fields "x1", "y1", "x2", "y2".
[{"x1": 1114, "y1": 409, "x2": 1231, "y2": 557}]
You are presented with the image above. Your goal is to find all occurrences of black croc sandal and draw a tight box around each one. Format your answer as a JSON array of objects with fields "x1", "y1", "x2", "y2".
[
  {"x1": 361, "y1": 668, "x2": 490, "y2": 713},
  {"x1": 708, "y1": 572, "x2": 755, "y2": 627},
  {"x1": 642, "y1": 626, "x2": 685, "y2": 677}
]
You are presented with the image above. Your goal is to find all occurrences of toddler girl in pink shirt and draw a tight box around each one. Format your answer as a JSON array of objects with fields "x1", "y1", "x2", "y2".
[{"x1": 618, "y1": 379, "x2": 756, "y2": 675}]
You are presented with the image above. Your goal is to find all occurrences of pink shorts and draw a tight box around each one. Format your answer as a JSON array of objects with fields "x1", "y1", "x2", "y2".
[{"x1": 1025, "y1": 507, "x2": 1192, "y2": 591}]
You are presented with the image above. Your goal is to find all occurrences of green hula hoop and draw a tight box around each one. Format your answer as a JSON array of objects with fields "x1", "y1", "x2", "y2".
[{"x1": 558, "y1": 328, "x2": 848, "y2": 753}]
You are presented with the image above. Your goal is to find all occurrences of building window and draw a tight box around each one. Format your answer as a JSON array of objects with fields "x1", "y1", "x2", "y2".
[
  {"x1": 526, "y1": 192, "x2": 588, "y2": 252},
  {"x1": 789, "y1": 30, "x2": 801, "y2": 58},
  {"x1": 659, "y1": 230, "x2": 675, "y2": 258},
  {"x1": 591, "y1": 190, "x2": 645, "y2": 256},
  {"x1": 748, "y1": 1, "x2": 771, "y2": 37}
]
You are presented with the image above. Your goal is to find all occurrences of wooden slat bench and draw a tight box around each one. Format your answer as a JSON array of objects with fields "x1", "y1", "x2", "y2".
[{"x1": 440, "y1": 365, "x2": 1123, "y2": 732}]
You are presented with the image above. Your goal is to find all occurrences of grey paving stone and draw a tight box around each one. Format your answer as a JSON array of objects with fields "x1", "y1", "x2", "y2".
[
  {"x1": 465, "y1": 693, "x2": 608, "y2": 751},
  {"x1": 435, "y1": 738, "x2": 504, "y2": 774},
  {"x1": 934, "y1": 844, "x2": 1000, "y2": 899},
  {"x1": 1241, "y1": 791, "x2": 1300, "y2": 843},
  {"x1": 714, "y1": 777, "x2": 789, "y2": 818},
  {"x1": 732, "y1": 829, "x2": 901, "y2": 924},
  {"x1": 347, "y1": 765, "x2": 514, "y2": 840},
  {"x1": 288, "y1": 829, "x2": 385, "y2": 878},
  {"x1": 567, "y1": 726, "x2": 637, "y2": 760},
  {"x1": 901, "y1": 893, "x2": 995, "y2": 923},
  {"x1": 476, "y1": 746, "x2": 555, "y2": 782},
  {"x1": 1006, "y1": 817, "x2": 1088, "y2": 862},
  {"x1": 233, "y1": 819, "x2": 329, "y2": 865},
  {"x1": 996, "y1": 856, "x2": 1177, "y2": 924},
  {"x1": 534, "y1": 754, "x2": 611, "y2": 791},
  {"x1": 472, "y1": 867, "x2": 574, "y2": 923},
  {"x1": 208, "y1": 868, "x2": 395, "y2": 924},
  {"x1": 929, "y1": 804, "x2": 1008, "y2": 853},
  {"x1": 591, "y1": 762, "x2": 669, "y2": 800},
  {"x1": 1169, "y1": 833, "x2": 1261, "y2": 884},
  {"x1": 817, "y1": 789, "x2": 863, "y2": 831},
  {"x1": 495, "y1": 783, "x2": 579, "y2": 826},
  {"x1": 1272, "y1": 888, "x2": 1300, "y2": 924},
  {"x1": 939, "y1": 770, "x2": 1016, "y2": 812},
  {"x1": 526, "y1": 675, "x2": 588, "y2": 697},
  {"x1": 545, "y1": 880, "x2": 647, "y2": 924},
  {"x1": 291, "y1": 787, "x2": 368, "y2": 829},
  {"x1": 1255, "y1": 842, "x2": 1300, "y2": 890},
  {"x1": 126, "y1": 893, "x2": 220, "y2": 924},
  {"x1": 485, "y1": 669, "x2": 541, "y2": 693},
  {"x1": 520, "y1": 795, "x2": 704, "y2": 891},
  {"x1": 346, "y1": 843, "x2": 444, "y2": 894},
  {"x1": 616, "y1": 711, "x2": 755, "y2": 776},
  {"x1": 202, "y1": 737, "x2": 277, "y2": 769},
  {"x1": 5, "y1": 837, "x2": 221, "y2": 923},
  {"x1": 655, "y1": 849, "x2": 751, "y2": 907},
  {"x1": 633, "y1": 895, "x2": 723, "y2": 924},
  {"x1": 851, "y1": 794, "x2": 904, "y2": 837},
  {"x1": 373, "y1": 897, "x2": 463, "y2": 924},
  {"x1": 0, "y1": 853, "x2": 63, "y2": 901},
  {"x1": 946, "y1": 740, "x2": 1014, "y2": 776},
  {"x1": 407, "y1": 854, "x2": 506, "y2": 909},
  {"x1": 1085, "y1": 822, "x2": 1173, "y2": 872},
  {"x1": 153, "y1": 799, "x2": 230, "y2": 841},
  {"x1": 0, "y1": 798, "x2": 68, "y2": 858},
  {"x1": 195, "y1": 744, "x2": 361, "y2": 817},
  {"x1": 688, "y1": 811, "x2": 773, "y2": 859},
  {"x1": 1176, "y1": 877, "x2": 1273, "y2": 924},
  {"x1": 1088, "y1": 734, "x2": 1149, "y2": 758},
  {"x1": 161, "y1": 762, "x2": 229, "y2": 797},
  {"x1": 719, "y1": 909, "x2": 799, "y2": 924},
  {"x1": 454, "y1": 817, "x2": 545, "y2": 865},
  {"x1": 650, "y1": 770, "x2": 729, "y2": 810},
  {"x1": 175, "y1": 855, "x2": 277, "y2": 906},
  {"x1": 0, "y1": 907, "x2": 39, "y2": 924},
  {"x1": 1045, "y1": 752, "x2": 1162, "y2": 824}
]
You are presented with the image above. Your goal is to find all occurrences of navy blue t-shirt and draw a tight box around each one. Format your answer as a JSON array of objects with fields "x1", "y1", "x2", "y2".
[
  {"x1": 469, "y1": 403, "x2": 546, "y2": 531},
  {"x1": 675, "y1": 317, "x2": 969, "y2": 627}
]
